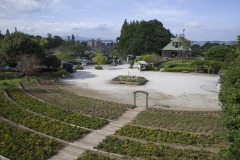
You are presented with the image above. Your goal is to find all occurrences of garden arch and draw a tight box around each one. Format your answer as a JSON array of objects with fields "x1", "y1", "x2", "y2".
[{"x1": 133, "y1": 90, "x2": 149, "y2": 108}]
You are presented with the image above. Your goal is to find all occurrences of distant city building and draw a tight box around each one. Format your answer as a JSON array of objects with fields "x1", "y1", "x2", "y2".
[
  {"x1": 87, "y1": 39, "x2": 115, "y2": 56},
  {"x1": 87, "y1": 39, "x2": 102, "y2": 48},
  {"x1": 101, "y1": 40, "x2": 114, "y2": 47}
]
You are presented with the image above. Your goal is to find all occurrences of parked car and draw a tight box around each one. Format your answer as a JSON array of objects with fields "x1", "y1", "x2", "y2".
[
  {"x1": 82, "y1": 60, "x2": 88, "y2": 65},
  {"x1": 137, "y1": 61, "x2": 147, "y2": 71},
  {"x1": 63, "y1": 63, "x2": 76, "y2": 73},
  {"x1": 71, "y1": 59, "x2": 81, "y2": 65}
]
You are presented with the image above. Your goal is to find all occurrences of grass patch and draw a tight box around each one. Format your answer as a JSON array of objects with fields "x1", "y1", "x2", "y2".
[
  {"x1": 0, "y1": 78, "x2": 27, "y2": 92},
  {"x1": 131, "y1": 109, "x2": 224, "y2": 134}
]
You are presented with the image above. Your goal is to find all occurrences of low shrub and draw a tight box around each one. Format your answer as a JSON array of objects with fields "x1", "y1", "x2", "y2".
[
  {"x1": 129, "y1": 61, "x2": 134, "y2": 68},
  {"x1": 76, "y1": 65, "x2": 83, "y2": 70},
  {"x1": 111, "y1": 61, "x2": 117, "y2": 66},
  {"x1": 95, "y1": 66, "x2": 103, "y2": 70},
  {"x1": 146, "y1": 64, "x2": 159, "y2": 71},
  {"x1": 51, "y1": 68, "x2": 69, "y2": 77}
]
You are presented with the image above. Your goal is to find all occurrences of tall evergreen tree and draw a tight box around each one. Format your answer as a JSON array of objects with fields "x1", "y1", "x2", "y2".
[{"x1": 118, "y1": 19, "x2": 173, "y2": 55}]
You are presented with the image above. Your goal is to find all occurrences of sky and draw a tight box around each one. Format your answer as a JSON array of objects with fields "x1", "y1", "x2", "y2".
[{"x1": 0, "y1": 0, "x2": 239, "y2": 41}]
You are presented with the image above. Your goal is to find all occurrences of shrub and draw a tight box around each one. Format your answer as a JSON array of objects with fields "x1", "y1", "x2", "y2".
[
  {"x1": 164, "y1": 67, "x2": 195, "y2": 72},
  {"x1": 51, "y1": 68, "x2": 69, "y2": 77},
  {"x1": 44, "y1": 55, "x2": 61, "y2": 69},
  {"x1": 146, "y1": 64, "x2": 159, "y2": 71},
  {"x1": 95, "y1": 66, "x2": 103, "y2": 70},
  {"x1": 111, "y1": 61, "x2": 117, "y2": 66},
  {"x1": 129, "y1": 61, "x2": 134, "y2": 68},
  {"x1": 76, "y1": 65, "x2": 83, "y2": 70}
]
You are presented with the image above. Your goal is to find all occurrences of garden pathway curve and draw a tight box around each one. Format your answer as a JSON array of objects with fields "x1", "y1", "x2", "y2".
[{"x1": 49, "y1": 107, "x2": 146, "y2": 160}]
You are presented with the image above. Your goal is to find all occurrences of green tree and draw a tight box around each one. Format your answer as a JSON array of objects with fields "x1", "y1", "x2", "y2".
[
  {"x1": 71, "y1": 34, "x2": 75, "y2": 45},
  {"x1": 191, "y1": 44, "x2": 204, "y2": 57},
  {"x1": 205, "y1": 45, "x2": 230, "y2": 61},
  {"x1": 71, "y1": 42, "x2": 87, "y2": 58},
  {"x1": 180, "y1": 36, "x2": 191, "y2": 62},
  {"x1": 18, "y1": 54, "x2": 39, "y2": 82},
  {"x1": 110, "y1": 49, "x2": 122, "y2": 58},
  {"x1": 53, "y1": 50, "x2": 71, "y2": 62},
  {"x1": 0, "y1": 31, "x2": 45, "y2": 63},
  {"x1": 134, "y1": 53, "x2": 160, "y2": 64},
  {"x1": 118, "y1": 19, "x2": 173, "y2": 56},
  {"x1": 94, "y1": 53, "x2": 106, "y2": 65},
  {"x1": 219, "y1": 35, "x2": 240, "y2": 159},
  {"x1": 44, "y1": 55, "x2": 61, "y2": 69},
  {"x1": 202, "y1": 42, "x2": 220, "y2": 51}
]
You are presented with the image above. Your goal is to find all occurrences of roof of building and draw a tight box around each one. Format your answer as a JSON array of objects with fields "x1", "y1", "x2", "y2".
[{"x1": 162, "y1": 34, "x2": 184, "y2": 51}]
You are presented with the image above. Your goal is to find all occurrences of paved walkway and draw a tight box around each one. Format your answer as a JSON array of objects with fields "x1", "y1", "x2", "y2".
[{"x1": 49, "y1": 107, "x2": 146, "y2": 160}]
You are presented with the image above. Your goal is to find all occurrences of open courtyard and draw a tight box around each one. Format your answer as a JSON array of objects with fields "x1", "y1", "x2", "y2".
[{"x1": 62, "y1": 64, "x2": 221, "y2": 111}]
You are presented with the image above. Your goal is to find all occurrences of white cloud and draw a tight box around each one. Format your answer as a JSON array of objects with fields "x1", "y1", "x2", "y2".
[
  {"x1": 0, "y1": 19, "x2": 119, "y2": 39},
  {"x1": 184, "y1": 21, "x2": 201, "y2": 29},
  {"x1": 0, "y1": 0, "x2": 42, "y2": 14},
  {"x1": 0, "y1": 0, "x2": 65, "y2": 17}
]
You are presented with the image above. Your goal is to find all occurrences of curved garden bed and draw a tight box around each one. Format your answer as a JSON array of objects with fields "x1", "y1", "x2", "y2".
[{"x1": 111, "y1": 75, "x2": 147, "y2": 85}]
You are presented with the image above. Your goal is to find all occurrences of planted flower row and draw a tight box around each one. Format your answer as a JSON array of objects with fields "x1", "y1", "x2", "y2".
[
  {"x1": 0, "y1": 120, "x2": 63, "y2": 160},
  {"x1": 7, "y1": 88, "x2": 108, "y2": 129},
  {"x1": 97, "y1": 136, "x2": 219, "y2": 159},
  {"x1": 22, "y1": 81, "x2": 130, "y2": 120},
  {"x1": 115, "y1": 125, "x2": 224, "y2": 147},
  {"x1": 77, "y1": 150, "x2": 113, "y2": 160},
  {"x1": 0, "y1": 93, "x2": 88, "y2": 142}
]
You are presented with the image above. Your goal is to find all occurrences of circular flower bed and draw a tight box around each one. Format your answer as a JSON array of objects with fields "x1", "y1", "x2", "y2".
[{"x1": 111, "y1": 75, "x2": 147, "y2": 85}]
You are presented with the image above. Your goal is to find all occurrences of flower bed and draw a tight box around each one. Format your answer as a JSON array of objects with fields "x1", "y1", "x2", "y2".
[
  {"x1": 115, "y1": 125, "x2": 224, "y2": 147},
  {"x1": 131, "y1": 108, "x2": 224, "y2": 134},
  {"x1": 77, "y1": 151, "x2": 113, "y2": 160},
  {"x1": 22, "y1": 81, "x2": 130, "y2": 120},
  {"x1": 0, "y1": 93, "x2": 88, "y2": 142},
  {"x1": 0, "y1": 120, "x2": 62, "y2": 160},
  {"x1": 97, "y1": 136, "x2": 219, "y2": 159},
  {"x1": 111, "y1": 75, "x2": 147, "y2": 85},
  {"x1": 7, "y1": 88, "x2": 108, "y2": 129}
]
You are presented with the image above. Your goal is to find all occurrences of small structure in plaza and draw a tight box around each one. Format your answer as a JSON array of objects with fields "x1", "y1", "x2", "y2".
[{"x1": 133, "y1": 90, "x2": 149, "y2": 109}]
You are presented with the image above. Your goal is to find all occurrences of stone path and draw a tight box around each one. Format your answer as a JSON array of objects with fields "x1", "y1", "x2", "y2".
[{"x1": 49, "y1": 107, "x2": 146, "y2": 160}]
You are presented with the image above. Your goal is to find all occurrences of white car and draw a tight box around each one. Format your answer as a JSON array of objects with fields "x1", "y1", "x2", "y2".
[
  {"x1": 82, "y1": 60, "x2": 88, "y2": 65},
  {"x1": 137, "y1": 61, "x2": 147, "y2": 70}
]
